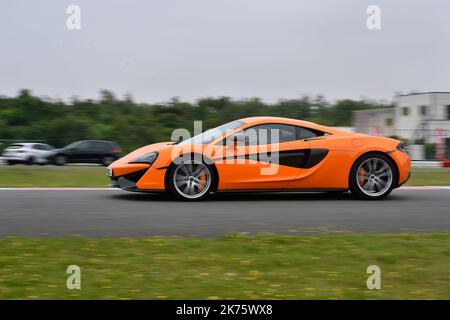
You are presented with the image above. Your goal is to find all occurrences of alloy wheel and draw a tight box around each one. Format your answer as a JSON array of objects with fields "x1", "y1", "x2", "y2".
[
  {"x1": 172, "y1": 160, "x2": 212, "y2": 199},
  {"x1": 356, "y1": 158, "x2": 393, "y2": 197}
]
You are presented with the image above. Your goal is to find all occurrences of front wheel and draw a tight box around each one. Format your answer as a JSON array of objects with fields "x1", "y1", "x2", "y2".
[
  {"x1": 349, "y1": 153, "x2": 397, "y2": 200},
  {"x1": 168, "y1": 159, "x2": 214, "y2": 201}
]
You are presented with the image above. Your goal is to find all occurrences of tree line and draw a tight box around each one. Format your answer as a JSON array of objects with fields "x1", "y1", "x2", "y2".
[{"x1": 0, "y1": 89, "x2": 388, "y2": 152}]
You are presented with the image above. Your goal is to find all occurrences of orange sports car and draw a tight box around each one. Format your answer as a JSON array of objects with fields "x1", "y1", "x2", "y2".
[{"x1": 107, "y1": 116, "x2": 411, "y2": 201}]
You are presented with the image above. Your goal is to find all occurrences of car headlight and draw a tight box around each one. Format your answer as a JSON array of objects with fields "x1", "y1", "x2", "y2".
[{"x1": 129, "y1": 152, "x2": 158, "y2": 165}]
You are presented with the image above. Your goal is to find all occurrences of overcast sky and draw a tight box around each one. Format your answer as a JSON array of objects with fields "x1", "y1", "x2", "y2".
[{"x1": 0, "y1": 0, "x2": 449, "y2": 103}]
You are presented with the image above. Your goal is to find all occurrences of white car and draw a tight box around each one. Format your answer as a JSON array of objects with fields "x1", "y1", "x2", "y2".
[{"x1": 2, "y1": 143, "x2": 55, "y2": 165}]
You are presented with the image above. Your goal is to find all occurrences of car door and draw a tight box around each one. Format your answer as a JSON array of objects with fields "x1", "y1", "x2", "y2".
[
  {"x1": 39, "y1": 144, "x2": 55, "y2": 163},
  {"x1": 284, "y1": 127, "x2": 335, "y2": 189},
  {"x1": 89, "y1": 141, "x2": 108, "y2": 162},
  {"x1": 69, "y1": 141, "x2": 94, "y2": 162},
  {"x1": 32, "y1": 144, "x2": 47, "y2": 163},
  {"x1": 212, "y1": 123, "x2": 311, "y2": 190}
]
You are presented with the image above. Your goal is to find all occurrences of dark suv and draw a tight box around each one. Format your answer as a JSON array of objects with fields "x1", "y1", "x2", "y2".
[{"x1": 49, "y1": 140, "x2": 122, "y2": 166}]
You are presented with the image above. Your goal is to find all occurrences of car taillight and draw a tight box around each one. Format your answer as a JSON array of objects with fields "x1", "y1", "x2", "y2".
[
  {"x1": 397, "y1": 141, "x2": 408, "y2": 154},
  {"x1": 112, "y1": 148, "x2": 122, "y2": 154}
]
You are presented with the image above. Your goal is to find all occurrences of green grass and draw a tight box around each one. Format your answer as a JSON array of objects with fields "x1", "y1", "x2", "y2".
[
  {"x1": 0, "y1": 234, "x2": 449, "y2": 299},
  {"x1": 0, "y1": 167, "x2": 109, "y2": 187},
  {"x1": 1, "y1": 167, "x2": 450, "y2": 187},
  {"x1": 407, "y1": 168, "x2": 450, "y2": 186}
]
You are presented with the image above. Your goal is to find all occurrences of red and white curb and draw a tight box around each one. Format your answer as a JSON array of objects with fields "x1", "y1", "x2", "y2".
[
  {"x1": 412, "y1": 161, "x2": 450, "y2": 168},
  {"x1": 399, "y1": 186, "x2": 450, "y2": 190}
]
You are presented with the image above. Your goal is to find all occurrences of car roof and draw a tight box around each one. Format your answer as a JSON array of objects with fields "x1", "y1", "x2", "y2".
[
  {"x1": 238, "y1": 116, "x2": 343, "y2": 134},
  {"x1": 75, "y1": 140, "x2": 114, "y2": 143},
  {"x1": 239, "y1": 116, "x2": 320, "y2": 127},
  {"x1": 9, "y1": 142, "x2": 35, "y2": 146}
]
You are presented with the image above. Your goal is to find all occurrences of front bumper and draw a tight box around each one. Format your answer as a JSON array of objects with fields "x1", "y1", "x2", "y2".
[
  {"x1": 390, "y1": 150, "x2": 411, "y2": 187},
  {"x1": 109, "y1": 168, "x2": 149, "y2": 191},
  {"x1": 107, "y1": 150, "x2": 169, "y2": 192},
  {"x1": 397, "y1": 171, "x2": 411, "y2": 187}
]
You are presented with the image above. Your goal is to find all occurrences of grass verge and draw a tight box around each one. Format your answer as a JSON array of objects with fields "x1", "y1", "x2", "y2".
[
  {"x1": 0, "y1": 233, "x2": 449, "y2": 299},
  {"x1": 0, "y1": 167, "x2": 109, "y2": 187},
  {"x1": 407, "y1": 168, "x2": 450, "y2": 186},
  {"x1": 1, "y1": 167, "x2": 450, "y2": 187}
]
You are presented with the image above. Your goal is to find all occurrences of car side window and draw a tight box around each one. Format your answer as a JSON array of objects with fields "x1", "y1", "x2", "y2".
[
  {"x1": 227, "y1": 124, "x2": 297, "y2": 146},
  {"x1": 76, "y1": 141, "x2": 91, "y2": 150},
  {"x1": 225, "y1": 128, "x2": 258, "y2": 146},
  {"x1": 297, "y1": 127, "x2": 325, "y2": 139},
  {"x1": 102, "y1": 142, "x2": 113, "y2": 151},
  {"x1": 33, "y1": 144, "x2": 47, "y2": 150},
  {"x1": 42, "y1": 144, "x2": 53, "y2": 150},
  {"x1": 95, "y1": 142, "x2": 110, "y2": 151},
  {"x1": 250, "y1": 124, "x2": 296, "y2": 145}
]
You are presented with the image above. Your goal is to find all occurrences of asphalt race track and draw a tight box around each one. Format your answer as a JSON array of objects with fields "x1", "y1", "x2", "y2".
[{"x1": 0, "y1": 188, "x2": 449, "y2": 237}]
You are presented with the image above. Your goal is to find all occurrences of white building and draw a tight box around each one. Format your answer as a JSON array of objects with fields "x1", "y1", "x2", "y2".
[
  {"x1": 352, "y1": 108, "x2": 395, "y2": 137},
  {"x1": 394, "y1": 92, "x2": 450, "y2": 144},
  {"x1": 353, "y1": 92, "x2": 450, "y2": 144}
]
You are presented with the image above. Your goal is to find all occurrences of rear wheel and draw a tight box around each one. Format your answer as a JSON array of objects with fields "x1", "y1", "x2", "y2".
[
  {"x1": 168, "y1": 159, "x2": 214, "y2": 201},
  {"x1": 27, "y1": 156, "x2": 35, "y2": 165},
  {"x1": 349, "y1": 153, "x2": 397, "y2": 200},
  {"x1": 55, "y1": 155, "x2": 67, "y2": 166}
]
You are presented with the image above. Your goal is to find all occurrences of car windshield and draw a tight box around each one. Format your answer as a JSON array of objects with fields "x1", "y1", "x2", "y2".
[
  {"x1": 179, "y1": 120, "x2": 245, "y2": 145},
  {"x1": 64, "y1": 141, "x2": 81, "y2": 149},
  {"x1": 40, "y1": 144, "x2": 54, "y2": 150}
]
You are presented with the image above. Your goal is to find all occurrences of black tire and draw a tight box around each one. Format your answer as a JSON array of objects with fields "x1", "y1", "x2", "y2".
[
  {"x1": 167, "y1": 157, "x2": 215, "y2": 201},
  {"x1": 349, "y1": 153, "x2": 398, "y2": 200},
  {"x1": 7, "y1": 160, "x2": 14, "y2": 165},
  {"x1": 101, "y1": 155, "x2": 115, "y2": 166},
  {"x1": 27, "y1": 156, "x2": 35, "y2": 165},
  {"x1": 54, "y1": 155, "x2": 67, "y2": 166}
]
